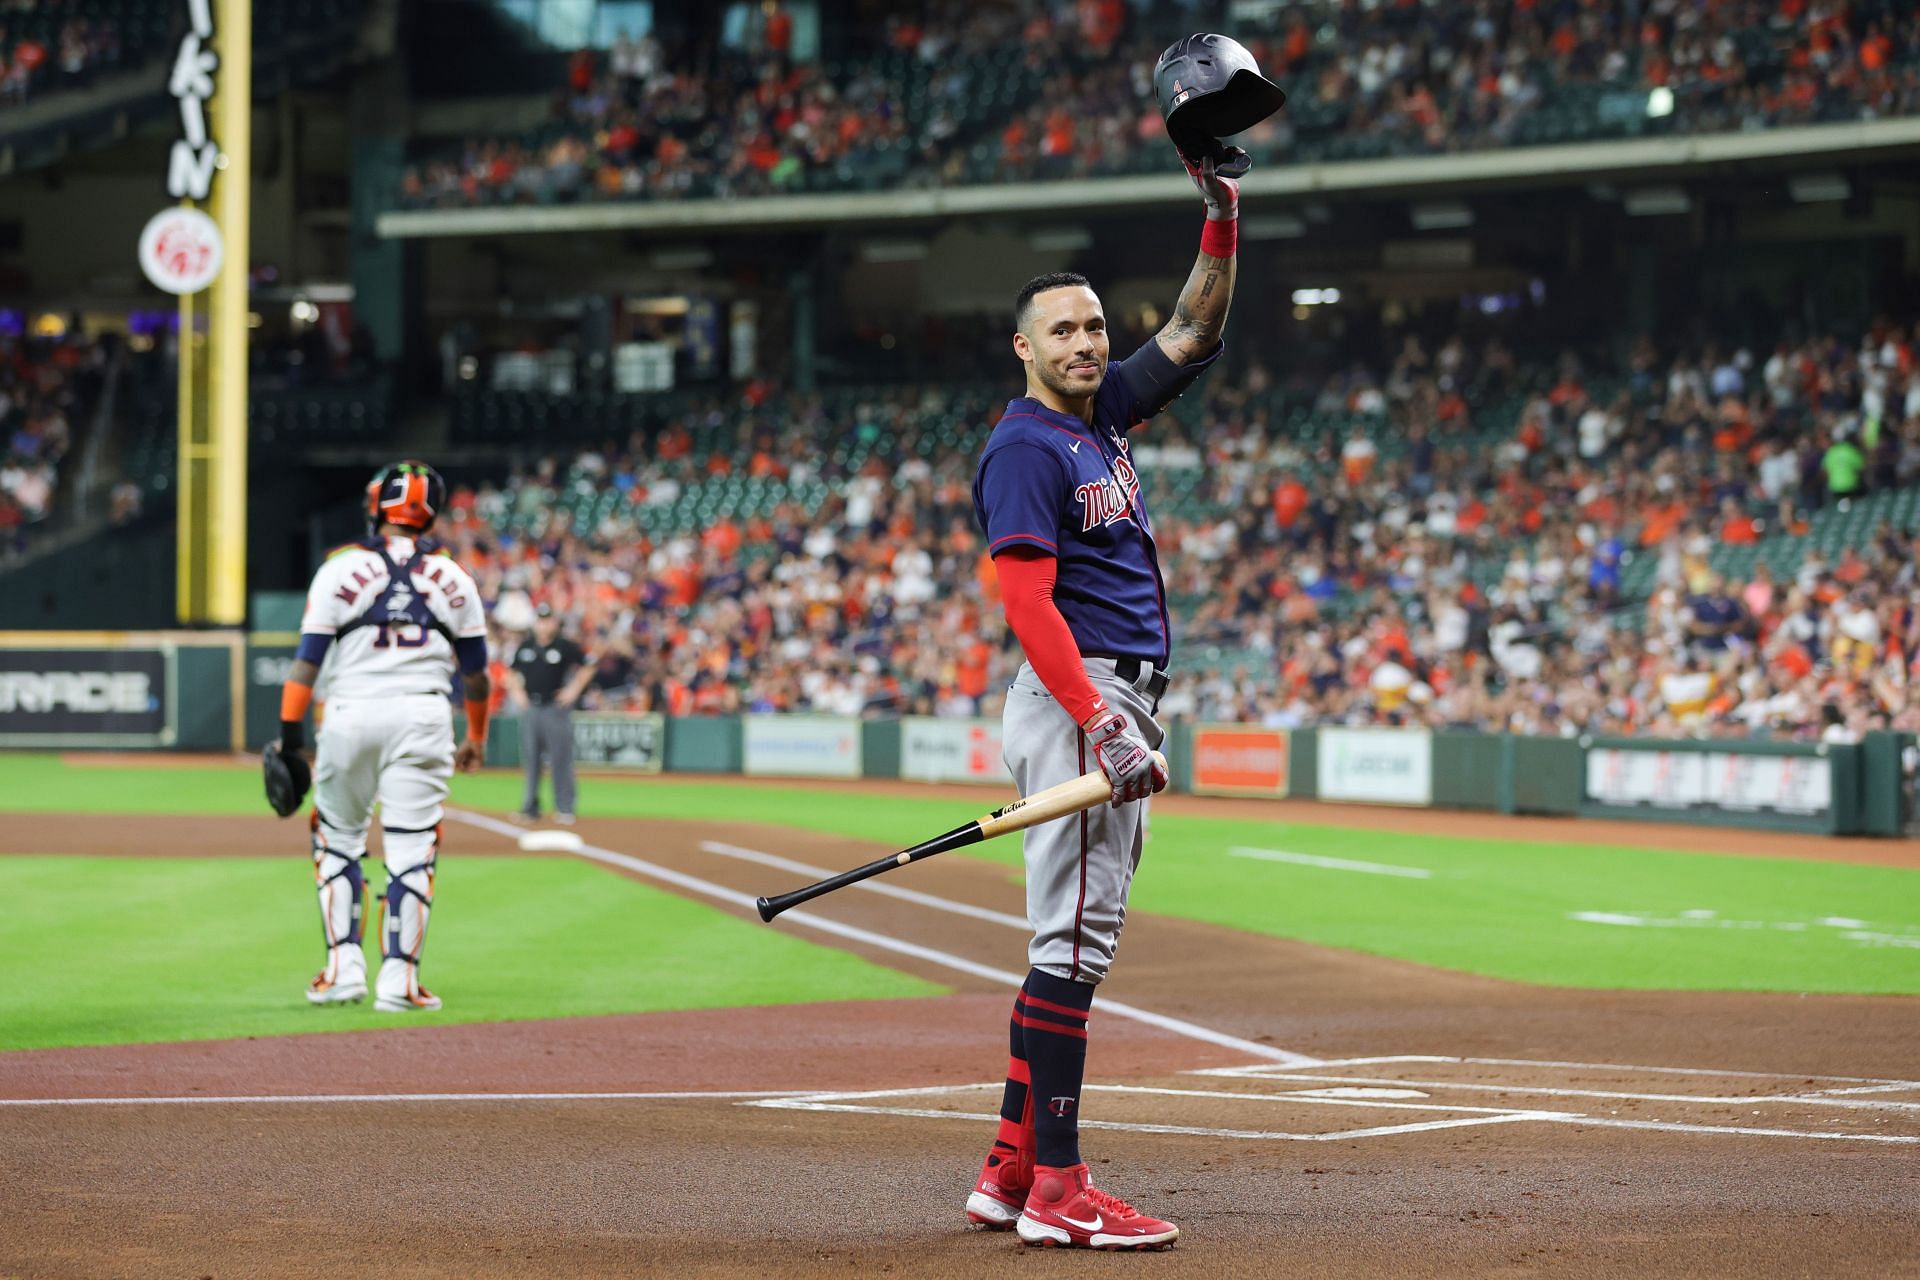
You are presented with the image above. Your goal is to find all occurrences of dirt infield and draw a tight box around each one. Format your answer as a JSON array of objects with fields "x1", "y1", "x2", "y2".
[{"x1": 3, "y1": 805, "x2": 1918, "y2": 1278}]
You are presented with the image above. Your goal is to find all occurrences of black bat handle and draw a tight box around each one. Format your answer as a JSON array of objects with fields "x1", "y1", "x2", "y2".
[{"x1": 754, "y1": 820, "x2": 982, "y2": 922}]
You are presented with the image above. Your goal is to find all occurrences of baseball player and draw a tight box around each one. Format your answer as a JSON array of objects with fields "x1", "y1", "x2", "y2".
[
  {"x1": 270, "y1": 461, "x2": 490, "y2": 1012},
  {"x1": 961, "y1": 114, "x2": 1244, "y2": 1251}
]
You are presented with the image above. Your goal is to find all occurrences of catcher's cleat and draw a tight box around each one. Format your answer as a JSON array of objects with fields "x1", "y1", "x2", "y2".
[
  {"x1": 375, "y1": 957, "x2": 441, "y2": 1012},
  {"x1": 306, "y1": 942, "x2": 367, "y2": 1005}
]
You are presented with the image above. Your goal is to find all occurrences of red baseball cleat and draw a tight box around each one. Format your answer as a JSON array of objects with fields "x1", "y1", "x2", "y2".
[
  {"x1": 1016, "y1": 1164, "x2": 1179, "y2": 1250},
  {"x1": 965, "y1": 1144, "x2": 1032, "y2": 1229}
]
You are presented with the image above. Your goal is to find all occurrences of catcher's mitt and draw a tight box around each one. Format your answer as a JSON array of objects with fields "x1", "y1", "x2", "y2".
[{"x1": 263, "y1": 741, "x2": 312, "y2": 818}]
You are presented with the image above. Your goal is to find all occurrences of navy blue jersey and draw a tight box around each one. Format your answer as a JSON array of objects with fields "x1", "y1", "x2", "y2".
[{"x1": 973, "y1": 339, "x2": 1221, "y2": 666}]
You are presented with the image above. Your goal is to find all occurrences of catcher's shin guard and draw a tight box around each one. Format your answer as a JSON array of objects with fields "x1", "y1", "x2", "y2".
[
  {"x1": 376, "y1": 823, "x2": 441, "y2": 1012},
  {"x1": 307, "y1": 815, "x2": 368, "y2": 1004}
]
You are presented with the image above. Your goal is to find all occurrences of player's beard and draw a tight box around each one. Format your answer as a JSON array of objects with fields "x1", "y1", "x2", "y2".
[{"x1": 1037, "y1": 355, "x2": 1104, "y2": 400}]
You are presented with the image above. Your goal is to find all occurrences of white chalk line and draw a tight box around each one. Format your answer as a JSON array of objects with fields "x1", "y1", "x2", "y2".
[
  {"x1": 1237, "y1": 1054, "x2": 1920, "y2": 1086},
  {"x1": 745, "y1": 1098, "x2": 1554, "y2": 1143},
  {"x1": 756, "y1": 1080, "x2": 1547, "y2": 1119},
  {"x1": 446, "y1": 810, "x2": 1320, "y2": 1068},
  {"x1": 698, "y1": 839, "x2": 1031, "y2": 931},
  {"x1": 1180, "y1": 1070, "x2": 1920, "y2": 1113},
  {"x1": 1559, "y1": 1115, "x2": 1920, "y2": 1144},
  {"x1": 750, "y1": 1072, "x2": 1920, "y2": 1146},
  {"x1": 0, "y1": 1089, "x2": 819, "y2": 1109},
  {"x1": 1228, "y1": 846, "x2": 1432, "y2": 879}
]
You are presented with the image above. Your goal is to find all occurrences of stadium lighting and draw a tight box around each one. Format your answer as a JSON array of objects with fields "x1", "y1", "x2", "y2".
[
  {"x1": 290, "y1": 300, "x2": 319, "y2": 323},
  {"x1": 1624, "y1": 186, "x2": 1690, "y2": 216},
  {"x1": 1411, "y1": 201, "x2": 1473, "y2": 231},
  {"x1": 1788, "y1": 172, "x2": 1850, "y2": 203},
  {"x1": 1291, "y1": 288, "x2": 1342, "y2": 306},
  {"x1": 1646, "y1": 86, "x2": 1675, "y2": 118}
]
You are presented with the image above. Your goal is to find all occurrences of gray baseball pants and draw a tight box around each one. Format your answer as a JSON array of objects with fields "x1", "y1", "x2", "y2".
[
  {"x1": 1001, "y1": 657, "x2": 1165, "y2": 984},
  {"x1": 520, "y1": 702, "x2": 576, "y2": 816}
]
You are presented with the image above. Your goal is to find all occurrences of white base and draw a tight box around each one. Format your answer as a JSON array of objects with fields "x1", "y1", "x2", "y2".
[{"x1": 518, "y1": 829, "x2": 584, "y2": 853}]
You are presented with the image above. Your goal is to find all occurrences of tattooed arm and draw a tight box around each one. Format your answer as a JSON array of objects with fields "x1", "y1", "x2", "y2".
[
  {"x1": 1155, "y1": 155, "x2": 1240, "y2": 366},
  {"x1": 1156, "y1": 248, "x2": 1236, "y2": 365}
]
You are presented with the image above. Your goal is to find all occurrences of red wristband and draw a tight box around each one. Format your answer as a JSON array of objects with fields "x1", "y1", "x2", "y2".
[{"x1": 1199, "y1": 215, "x2": 1237, "y2": 259}]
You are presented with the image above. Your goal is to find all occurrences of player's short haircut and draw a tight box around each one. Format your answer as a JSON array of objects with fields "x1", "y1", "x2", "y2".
[{"x1": 1016, "y1": 271, "x2": 1093, "y2": 331}]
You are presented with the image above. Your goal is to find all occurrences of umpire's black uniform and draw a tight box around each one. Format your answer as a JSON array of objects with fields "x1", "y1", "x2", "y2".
[{"x1": 512, "y1": 607, "x2": 586, "y2": 822}]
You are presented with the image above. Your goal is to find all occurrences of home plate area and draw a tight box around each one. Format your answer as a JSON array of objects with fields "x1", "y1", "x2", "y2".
[{"x1": 744, "y1": 1055, "x2": 1920, "y2": 1146}]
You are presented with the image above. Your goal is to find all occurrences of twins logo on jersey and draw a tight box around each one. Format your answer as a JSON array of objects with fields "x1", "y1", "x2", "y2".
[{"x1": 1075, "y1": 450, "x2": 1142, "y2": 533}]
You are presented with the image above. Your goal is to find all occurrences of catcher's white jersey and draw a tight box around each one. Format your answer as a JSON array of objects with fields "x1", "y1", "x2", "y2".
[{"x1": 298, "y1": 535, "x2": 486, "y2": 701}]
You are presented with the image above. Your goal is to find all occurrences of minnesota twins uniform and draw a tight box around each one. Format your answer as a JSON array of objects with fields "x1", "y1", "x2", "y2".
[
  {"x1": 295, "y1": 534, "x2": 486, "y2": 1009},
  {"x1": 972, "y1": 340, "x2": 1218, "y2": 981}
]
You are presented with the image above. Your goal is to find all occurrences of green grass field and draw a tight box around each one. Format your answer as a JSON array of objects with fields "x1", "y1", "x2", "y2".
[
  {"x1": 0, "y1": 854, "x2": 940, "y2": 1051},
  {"x1": 3, "y1": 754, "x2": 1918, "y2": 1048}
]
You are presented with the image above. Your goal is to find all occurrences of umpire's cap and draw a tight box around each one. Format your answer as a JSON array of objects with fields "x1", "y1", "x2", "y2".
[{"x1": 1154, "y1": 34, "x2": 1287, "y2": 160}]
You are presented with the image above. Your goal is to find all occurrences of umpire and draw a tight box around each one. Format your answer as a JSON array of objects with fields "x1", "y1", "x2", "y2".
[{"x1": 510, "y1": 605, "x2": 594, "y2": 824}]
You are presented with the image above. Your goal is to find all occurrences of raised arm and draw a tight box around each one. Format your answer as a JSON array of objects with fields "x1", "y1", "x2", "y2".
[{"x1": 1155, "y1": 156, "x2": 1240, "y2": 366}]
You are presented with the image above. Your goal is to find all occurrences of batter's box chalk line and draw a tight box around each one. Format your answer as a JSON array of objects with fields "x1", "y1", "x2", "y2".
[{"x1": 744, "y1": 1054, "x2": 1920, "y2": 1146}]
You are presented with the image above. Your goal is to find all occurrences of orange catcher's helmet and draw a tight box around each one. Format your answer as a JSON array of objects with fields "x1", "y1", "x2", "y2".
[{"x1": 365, "y1": 460, "x2": 446, "y2": 534}]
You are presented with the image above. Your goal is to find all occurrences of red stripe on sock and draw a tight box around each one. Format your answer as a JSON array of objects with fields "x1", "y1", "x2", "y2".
[
  {"x1": 1014, "y1": 1013, "x2": 1089, "y2": 1040},
  {"x1": 1006, "y1": 1056, "x2": 1031, "y2": 1084},
  {"x1": 1018, "y1": 990, "x2": 1092, "y2": 1022}
]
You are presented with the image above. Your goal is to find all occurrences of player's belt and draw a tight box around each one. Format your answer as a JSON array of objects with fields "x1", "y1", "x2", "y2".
[{"x1": 1109, "y1": 656, "x2": 1170, "y2": 702}]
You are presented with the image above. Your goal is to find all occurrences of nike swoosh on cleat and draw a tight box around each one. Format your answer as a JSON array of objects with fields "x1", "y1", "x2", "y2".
[{"x1": 1061, "y1": 1212, "x2": 1103, "y2": 1231}]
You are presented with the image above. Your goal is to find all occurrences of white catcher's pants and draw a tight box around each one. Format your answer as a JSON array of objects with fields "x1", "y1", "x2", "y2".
[
  {"x1": 310, "y1": 693, "x2": 454, "y2": 998},
  {"x1": 313, "y1": 693, "x2": 455, "y2": 855}
]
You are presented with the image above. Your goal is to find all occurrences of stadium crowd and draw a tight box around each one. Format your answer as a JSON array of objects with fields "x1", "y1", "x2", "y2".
[
  {"x1": 399, "y1": 0, "x2": 1920, "y2": 206},
  {"x1": 427, "y1": 309, "x2": 1920, "y2": 743},
  {"x1": 0, "y1": 329, "x2": 102, "y2": 558},
  {"x1": 0, "y1": 5, "x2": 124, "y2": 108}
]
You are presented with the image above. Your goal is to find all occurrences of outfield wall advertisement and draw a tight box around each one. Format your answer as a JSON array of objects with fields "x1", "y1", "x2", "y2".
[
  {"x1": 572, "y1": 713, "x2": 666, "y2": 772},
  {"x1": 743, "y1": 714, "x2": 862, "y2": 778},
  {"x1": 1189, "y1": 725, "x2": 1290, "y2": 797},
  {"x1": 900, "y1": 717, "x2": 1010, "y2": 784},
  {"x1": 0, "y1": 647, "x2": 174, "y2": 747},
  {"x1": 1317, "y1": 727, "x2": 1433, "y2": 805},
  {"x1": 1585, "y1": 746, "x2": 1832, "y2": 817}
]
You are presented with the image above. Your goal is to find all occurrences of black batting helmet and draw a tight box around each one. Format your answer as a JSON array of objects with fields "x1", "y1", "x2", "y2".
[
  {"x1": 1154, "y1": 34, "x2": 1287, "y2": 169},
  {"x1": 365, "y1": 460, "x2": 446, "y2": 535}
]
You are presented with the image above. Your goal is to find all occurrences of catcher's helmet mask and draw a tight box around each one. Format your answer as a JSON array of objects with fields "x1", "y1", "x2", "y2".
[
  {"x1": 1154, "y1": 33, "x2": 1287, "y2": 170},
  {"x1": 366, "y1": 460, "x2": 446, "y2": 536}
]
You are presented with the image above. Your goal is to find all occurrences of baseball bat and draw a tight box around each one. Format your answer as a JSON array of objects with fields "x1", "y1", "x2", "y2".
[{"x1": 753, "y1": 750, "x2": 1168, "y2": 923}]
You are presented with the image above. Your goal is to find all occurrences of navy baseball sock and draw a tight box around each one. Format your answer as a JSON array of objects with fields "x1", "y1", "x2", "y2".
[
  {"x1": 1018, "y1": 968, "x2": 1094, "y2": 1169},
  {"x1": 987, "y1": 992, "x2": 1033, "y2": 1177}
]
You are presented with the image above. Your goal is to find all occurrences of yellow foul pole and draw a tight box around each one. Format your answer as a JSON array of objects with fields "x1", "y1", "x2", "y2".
[{"x1": 175, "y1": 0, "x2": 250, "y2": 624}]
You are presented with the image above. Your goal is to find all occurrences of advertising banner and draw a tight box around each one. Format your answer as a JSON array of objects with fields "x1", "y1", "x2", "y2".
[
  {"x1": 572, "y1": 713, "x2": 666, "y2": 772},
  {"x1": 743, "y1": 714, "x2": 862, "y2": 778},
  {"x1": 900, "y1": 717, "x2": 1010, "y2": 784},
  {"x1": 1317, "y1": 728, "x2": 1432, "y2": 805},
  {"x1": 1190, "y1": 725, "x2": 1290, "y2": 797},
  {"x1": 0, "y1": 648, "x2": 173, "y2": 746},
  {"x1": 1587, "y1": 747, "x2": 1829, "y2": 817}
]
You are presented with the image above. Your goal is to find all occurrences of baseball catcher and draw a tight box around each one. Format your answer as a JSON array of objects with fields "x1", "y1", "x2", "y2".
[{"x1": 270, "y1": 460, "x2": 490, "y2": 1011}]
